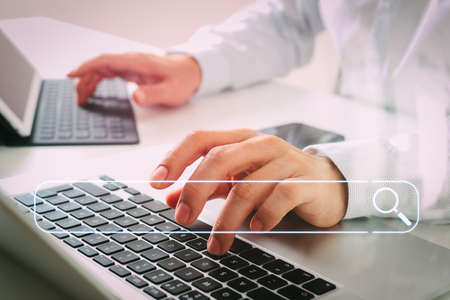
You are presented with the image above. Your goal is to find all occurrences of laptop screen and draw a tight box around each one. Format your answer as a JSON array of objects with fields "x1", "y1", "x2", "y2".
[{"x1": 0, "y1": 29, "x2": 41, "y2": 136}]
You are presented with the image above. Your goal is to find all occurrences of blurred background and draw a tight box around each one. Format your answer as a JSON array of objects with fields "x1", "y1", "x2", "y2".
[{"x1": 0, "y1": 0, "x2": 340, "y2": 93}]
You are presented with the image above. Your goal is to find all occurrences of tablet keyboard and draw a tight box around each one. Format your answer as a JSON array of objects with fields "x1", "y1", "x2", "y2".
[
  {"x1": 31, "y1": 79, "x2": 139, "y2": 145},
  {"x1": 12, "y1": 176, "x2": 337, "y2": 299}
]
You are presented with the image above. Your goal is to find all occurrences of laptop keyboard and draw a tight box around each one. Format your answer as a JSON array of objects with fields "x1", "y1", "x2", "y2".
[
  {"x1": 12, "y1": 176, "x2": 337, "y2": 299},
  {"x1": 31, "y1": 79, "x2": 139, "y2": 145}
]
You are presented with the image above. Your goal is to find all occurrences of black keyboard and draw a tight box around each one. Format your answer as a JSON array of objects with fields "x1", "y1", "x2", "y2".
[
  {"x1": 31, "y1": 79, "x2": 139, "y2": 145},
  {"x1": 12, "y1": 176, "x2": 337, "y2": 299}
]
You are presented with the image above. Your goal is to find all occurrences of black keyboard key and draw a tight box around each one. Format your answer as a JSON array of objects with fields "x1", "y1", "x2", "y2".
[
  {"x1": 279, "y1": 285, "x2": 314, "y2": 300},
  {"x1": 109, "y1": 265, "x2": 131, "y2": 277},
  {"x1": 158, "y1": 240, "x2": 184, "y2": 253},
  {"x1": 63, "y1": 189, "x2": 85, "y2": 199},
  {"x1": 209, "y1": 267, "x2": 238, "y2": 282},
  {"x1": 161, "y1": 279, "x2": 190, "y2": 295},
  {"x1": 73, "y1": 182, "x2": 110, "y2": 197},
  {"x1": 82, "y1": 234, "x2": 108, "y2": 246},
  {"x1": 174, "y1": 249, "x2": 202, "y2": 262},
  {"x1": 111, "y1": 233, "x2": 137, "y2": 244},
  {"x1": 229, "y1": 238, "x2": 252, "y2": 254},
  {"x1": 180, "y1": 291, "x2": 208, "y2": 300},
  {"x1": 247, "y1": 287, "x2": 284, "y2": 300},
  {"x1": 56, "y1": 218, "x2": 81, "y2": 229},
  {"x1": 84, "y1": 216, "x2": 108, "y2": 227},
  {"x1": 94, "y1": 255, "x2": 114, "y2": 267},
  {"x1": 175, "y1": 267, "x2": 203, "y2": 282},
  {"x1": 99, "y1": 175, "x2": 115, "y2": 181},
  {"x1": 257, "y1": 274, "x2": 287, "y2": 289},
  {"x1": 87, "y1": 202, "x2": 110, "y2": 212},
  {"x1": 34, "y1": 203, "x2": 55, "y2": 214},
  {"x1": 143, "y1": 200, "x2": 170, "y2": 213},
  {"x1": 78, "y1": 245, "x2": 98, "y2": 257},
  {"x1": 51, "y1": 231, "x2": 69, "y2": 239},
  {"x1": 141, "y1": 215, "x2": 164, "y2": 226},
  {"x1": 100, "y1": 194, "x2": 122, "y2": 204},
  {"x1": 221, "y1": 256, "x2": 249, "y2": 270},
  {"x1": 142, "y1": 248, "x2": 169, "y2": 262},
  {"x1": 157, "y1": 257, "x2": 185, "y2": 272},
  {"x1": 75, "y1": 195, "x2": 97, "y2": 205},
  {"x1": 46, "y1": 195, "x2": 69, "y2": 205},
  {"x1": 186, "y1": 238, "x2": 207, "y2": 251},
  {"x1": 128, "y1": 223, "x2": 152, "y2": 235},
  {"x1": 37, "y1": 220, "x2": 55, "y2": 230},
  {"x1": 14, "y1": 193, "x2": 43, "y2": 206},
  {"x1": 144, "y1": 269, "x2": 172, "y2": 284},
  {"x1": 143, "y1": 286, "x2": 166, "y2": 299},
  {"x1": 240, "y1": 248, "x2": 274, "y2": 265},
  {"x1": 113, "y1": 216, "x2": 138, "y2": 227},
  {"x1": 129, "y1": 194, "x2": 153, "y2": 204},
  {"x1": 170, "y1": 232, "x2": 196, "y2": 243},
  {"x1": 159, "y1": 208, "x2": 176, "y2": 223},
  {"x1": 112, "y1": 250, "x2": 139, "y2": 264},
  {"x1": 69, "y1": 225, "x2": 94, "y2": 237},
  {"x1": 58, "y1": 201, "x2": 82, "y2": 212},
  {"x1": 128, "y1": 259, "x2": 155, "y2": 274},
  {"x1": 100, "y1": 209, "x2": 124, "y2": 220},
  {"x1": 282, "y1": 269, "x2": 314, "y2": 284},
  {"x1": 103, "y1": 183, "x2": 119, "y2": 191},
  {"x1": 193, "y1": 277, "x2": 222, "y2": 292},
  {"x1": 263, "y1": 259, "x2": 294, "y2": 274},
  {"x1": 97, "y1": 223, "x2": 122, "y2": 235},
  {"x1": 126, "y1": 275, "x2": 148, "y2": 288},
  {"x1": 143, "y1": 232, "x2": 168, "y2": 244},
  {"x1": 36, "y1": 189, "x2": 57, "y2": 198},
  {"x1": 97, "y1": 241, "x2": 124, "y2": 255},
  {"x1": 228, "y1": 277, "x2": 257, "y2": 292},
  {"x1": 302, "y1": 278, "x2": 336, "y2": 295},
  {"x1": 43, "y1": 210, "x2": 67, "y2": 222},
  {"x1": 211, "y1": 287, "x2": 240, "y2": 300},
  {"x1": 113, "y1": 201, "x2": 136, "y2": 211},
  {"x1": 63, "y1": 237, "x2": 83, "y2": 248},
  {"x1": 71, "y1": 208, "x2": 94, "y2": 220},
  {"x1": 126, "y1": 239, "x2": 152, "y2": 253},
  {"x1": 239, "y1": 265, "x2": 267, "y2": 279},
  {"x1": 124, "y1": 187, "x2": 140, "y2": 195},
  {"x1": 192, "y1": 258, "x2": 219, "y2": 272},
  {"x1": 204, "y1": 252, "x2": 230, "y2": 260},
  {"x1": 127, "y1": 207, "x2": 150, "y2": 218}
]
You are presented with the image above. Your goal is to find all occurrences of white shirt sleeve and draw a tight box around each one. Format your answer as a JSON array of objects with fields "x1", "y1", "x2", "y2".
[{"x1": 169, "y1": 0, "x2": 324, "y2": 96}]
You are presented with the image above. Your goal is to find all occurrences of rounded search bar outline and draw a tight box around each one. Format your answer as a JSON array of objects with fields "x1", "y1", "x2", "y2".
[
  {"x1": 33, "y1": 179, "x2": 419, "y2": 235},
  {"x1": 372, "y1": 187, "x2": 412, "y2": 226}
]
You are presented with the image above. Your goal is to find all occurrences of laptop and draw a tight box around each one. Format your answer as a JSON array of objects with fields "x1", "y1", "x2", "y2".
[
  {"x1": 0, "y1": 29, "x2": 139, "y2": 145},
  {"x1": 1, "y1": 143, "x2": 450, "y2": 300}
]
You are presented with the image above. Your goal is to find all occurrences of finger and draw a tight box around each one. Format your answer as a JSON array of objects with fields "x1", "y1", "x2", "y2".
[
  {"x1": 150, "y1": 129, "x2": 259, "y2": 189},
  {"x1": 132, "y1": 83, "x2": 171, "y2": 106},
  {"x1": 207, "y1": 157, "x2": 298, "y2": 255},
  {"x1": 76, "y1": 73, "x2": 102, "y2": 106},
  {"x1": 250, "y1": 177, "x2": 312, "y2": 232},
  {"x1": 68, "y1": 54, "x2": 143, "y2": 78},
  {"x1": 176, "y1": 135, "x2": 286, "y2": 226},
  {"x1": 166, "y1": 182, "x2": 231, "y2": 209}
]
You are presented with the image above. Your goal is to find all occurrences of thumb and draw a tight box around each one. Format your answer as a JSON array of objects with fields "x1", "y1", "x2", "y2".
[{"x1": 132, "y1": 83, "x2": 171, "y2": 107}]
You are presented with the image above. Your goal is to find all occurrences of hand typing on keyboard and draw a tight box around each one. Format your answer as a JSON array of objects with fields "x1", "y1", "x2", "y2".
[
  {"x1": 150, "y1": 129, "x2": 348, "y2": 255},
  {"x1": 67, "y1": 52, "x2": 201, "y2": 107}
]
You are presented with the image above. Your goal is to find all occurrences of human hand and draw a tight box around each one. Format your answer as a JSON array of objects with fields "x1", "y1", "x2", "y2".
[
  {"x1": 67, "y1": 53, "x2": 201, "y2": 107},
  {"x1": 150, "y1": 129, "x2": 348, "y2": 255}
]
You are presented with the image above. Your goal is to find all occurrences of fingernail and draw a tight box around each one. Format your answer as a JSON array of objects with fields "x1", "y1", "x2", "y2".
[
  {"x1": 134, "y1": 90, "x2": 145, "y2": 102},
  {"x1": 175, "y1": 202, "x2": 191, "y2": 225},
  {"x1": 207, "y1": 236, "x2": 221, "y2": 255},
  {"x1": 151, "y1": 165, "x2": 168, "y2": 188},
  {"x1": 251, "y1": 216, "x2": 264, "y2": 231}
]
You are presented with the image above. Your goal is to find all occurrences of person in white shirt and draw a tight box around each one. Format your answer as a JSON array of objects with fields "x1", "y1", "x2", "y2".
[{"x1": 68, "y1": 0, "x2": 449, "y2": 255}]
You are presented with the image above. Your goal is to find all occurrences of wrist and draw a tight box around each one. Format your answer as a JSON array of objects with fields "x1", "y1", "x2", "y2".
[{"x1": 169, "y1": 55, "x2": 202, "y2": 94}]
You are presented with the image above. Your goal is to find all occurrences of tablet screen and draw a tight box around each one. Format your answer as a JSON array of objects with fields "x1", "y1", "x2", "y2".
[{"x1": 0, "y1": 29, "x2": 40, "y2": 136}]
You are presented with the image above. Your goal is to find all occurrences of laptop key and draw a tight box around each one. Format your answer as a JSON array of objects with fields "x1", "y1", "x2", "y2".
[
  {"x1": 193, "y1": 277, "x2": 222, "y2": 293},
  {"x1": 192, "y1": 258, "x2": 219, "y2": 272},
  {"x1": 62, "y1": 189, "x2": 85, "y2": 199},
  {"x1": 143, "y1": 286, "x2": 166, "y2": 299},
  {"x1": 204, "y1": 252, "x2": 230, "y2": 260},
  {"x1": 180, "y1": 291, "x2": 208, "y2": 300},
  {"x1": 127, "y1": 207, "x2": 150, "y2": 218},
  {"x1": 143, "y1": 232, "x2": 169, "y2": 244},
  {"x1": 112, "y1": 250, "x2": 139, "y2": 264},
  {"x1": 100, "y1": 175, "x2": 115, "y2": 181},
  {"x1": 113, "y1": 201, "x2": 136, "y2": 211},
  {"x1": 73, "y1": 182, "x2": 109, "y2": 197},
  {"x1": 211, "y1": 287, "x2": 241, "y2": 300},
  {"x1": 51, "y1": 231, "x2": 69, "y2": 239},
  {"x1": 186, "y1": 238, "x2": 207, "y2": 251},
  {"x1": 126, "y1": 275, "x2": 148, "y2": 288},
  {"x1": 126, "y1": 240, "x2": 152, "y2": 253},
  {"x1": 69, "y1": 225, "x2": 94, "y2": 237},
  {"x1": 113, "y1": 216, "x2": 138, "y2": 227},
  {"x1": 279, "y1": 285, "x2": 314, "y2": 300},
  {"x1": 239, "y1": 265, "x2": 267, "y2": 279},
  {"x1": 83, "y1": 216, "x2": 108, "y2": 227},
  {"x1": 209, "y1": 267, "x2": 238, "y2": 282},
  {"x1": 141, "y1": 215, "x2": 164, "y2": 226},
  {"x1": 103, "y1": 183, "x2": 119, "y2": 191},
  {"x1": 128, "y1": 223, "x2": 152, "y2": 235},
  {"x1": 94, "y1": 255, "x2": 114, "y2": 267},
  {"x1": 58, "y1": 202, "x2": 82, "y2": 212},
  {"x1": 161, "y1": 279, "x2": 191, "y2": 295},
  {"x1": 75, "y1": 195, "x2": 97, "y2": 206},
  {"x1": 78, "y1": 245, "x2": 98, "y2": 257},
  {"x1": 155, "y1": 222, "x2": 180, "y2": 232},
  {"x1": 174, "y1": 249, "x2": 202, "y2": 262},
  {"x1": 228, "y1": 277, "x2": 257, "y2": 292},
  {"x1": 64, "y1": 237, "x2": 83, "y2": 248},
  {"x1": 129, "y1": 194, "x2": 153, "y2": 204},
  {"x1": 97, "y1": 223, "x2": 122, "y2": 235},
  {"x1": 229, "y1": 238, "x2": 252, "y2": 254},
  {"x1": 263, "y1": 259, "x2": 294, "y2": 274},
  {"x1": 36, "y1": 189, "x2": 57, "y2": 198},
  {"x1": 97, "y1": 242, "x2": 124, "y2": 255},
  {"x1": 282, "y1": 268, "x2": 314, "y2": 284},
  {"x1": 38, "y1": 220, "x2": 55, "y2": 230},
  {"x1": 34, "y1": 203, "x2": 55, "y2": 214},
  {"x1": 82, "y1": 234, "x2": 108, "y2": 246},
  {"x1": 175, "y1": 267, "x2": 202, "y2": 282},
  {"x1": 127, "y1": 259, "x2": 155, "y2": 274},
  {"x1": 56, "y1": 218, "x2": 81, "y2": 229},
  {"x1": 258, "y1": 274, "x2": 287, "y2": 289},
  {"x1": 221, "y1": 256, "x2": 249, "y2": 270},
  {"x1": 111, "y1": 233, "x2": 137, "y2": 244},
  {"x1": 142, "y1": 248, "x2": 169, "y2": 262},
  {"x1": 100, "y1": 209, "x2": 124, "y2": 220},
  {"x1": 158, "y1": 240, "x2": 184, "y2": 253},
  {"x1": 100, "y1": 194, "x2": 122, "y2": 204},
  {"x1": 240, "y1": 248, "x2": 275, "y2": 265},
  {"x1": 247, "y1": 287, "x2": 284, "y2": 300},
  {"x1": 124, "y1": 187, "x2": 140, "y2": 195},
  {"x1": 143, "y1": 200, "x2": 170, "y2": 213},
  {"x1": 158, "y1": 257, "x2": 185, "y2": 272},
  {"x1": 87, "y1": 202, "x2": 110, "y2": 212},
  {"x1": 159, "y1": 209, "x2": 177, "y2": 223},
  {"x1": 14, "y1": 193, "x2": 43, "y2": 206},
  {"x1": 71, "y1": 208, "x2": 94, "y2": 220},
  {"x1": 170, "y1": 232, "x2": 196, "y2": 243},
  {"x1": 302, "y1": 278, "x2": 336, "y2": 295},
  {"x1": 109, "y1": 265, "x2": 131, "y2": 277},
  {"x1": 43, "y1": 210, "x2": 67, "y2": 222},
  {"x1": 144, "y1": 269, "x2": 172, "y2": 284},
  {"x1": 46, "y1": 195, "x2": 69, "y2": 205}
]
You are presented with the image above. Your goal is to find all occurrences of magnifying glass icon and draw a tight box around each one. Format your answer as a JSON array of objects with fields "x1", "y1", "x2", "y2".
[{"x1": 372, "y1": 187, "x2": 412, "y2": 226}]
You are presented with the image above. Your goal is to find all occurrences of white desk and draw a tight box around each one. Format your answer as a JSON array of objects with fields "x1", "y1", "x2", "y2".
[{"x1": 0, "y1": 17, "x2": 449, "y2": 299}]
